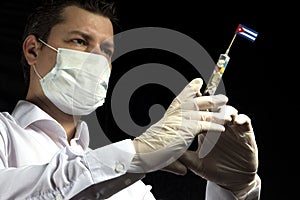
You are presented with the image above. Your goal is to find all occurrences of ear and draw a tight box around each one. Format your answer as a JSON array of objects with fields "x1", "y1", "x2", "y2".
[{"x1": 23, "y1": 35, "x2": 40, "y2": 66}]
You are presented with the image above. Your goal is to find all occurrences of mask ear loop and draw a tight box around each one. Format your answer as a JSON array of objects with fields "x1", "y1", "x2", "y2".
[
  {"x1": 32, "y1": 38, "x2": 58, "y2": 79},
  {"x1": 32, "y1": 65, "x2": 43, "y2": 80},
  {"x1": 38, "y1": 38, "x2": 58, "y2": 52},
  {"x1": 33, "y1": 38, "x2": 59, "y2": 80}
]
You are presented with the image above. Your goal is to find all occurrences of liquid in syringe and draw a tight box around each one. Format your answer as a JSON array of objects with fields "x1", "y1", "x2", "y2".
[{"x1": 203, "y1": 53, "x2": 230, "y2": 96}]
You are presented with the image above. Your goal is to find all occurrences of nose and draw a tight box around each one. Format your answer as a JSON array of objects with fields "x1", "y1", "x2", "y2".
[
  {"x1": 90, "y1": 45, "x2": 102, "y2": 55},
  {"x1": 90, "y1": 45, "x2": 111, "y2": 63}
]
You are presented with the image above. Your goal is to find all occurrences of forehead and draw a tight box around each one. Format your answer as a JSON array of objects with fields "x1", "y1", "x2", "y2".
[{"x1": 51, "y1": 5, "x2": 114, "y2": 39}]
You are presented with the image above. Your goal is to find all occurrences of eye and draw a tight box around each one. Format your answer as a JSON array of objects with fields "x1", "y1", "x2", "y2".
[
  {"x1": 101, "y1": 47, "x2": 113, "y2": 58},
  {"x1": 99, "y1": 39, "x2": 114, "y2": 59},
  {"x1": 72, "y1": 39, "x2": 88, "y2": 46}
]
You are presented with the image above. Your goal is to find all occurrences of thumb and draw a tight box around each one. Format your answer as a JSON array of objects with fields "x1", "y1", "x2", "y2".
[
  {"x1": 178, "y1": 150, "x2": 202, "y2": 176},
  {"x1": 168, "y1": 78, "x2": 203, "y2": 111},
  {"x1": 161, "y1": 160, "x2": 188, "y2": 176},
  {"x1": 176, "y1": 78, "x2": 203, "y2": 103}
]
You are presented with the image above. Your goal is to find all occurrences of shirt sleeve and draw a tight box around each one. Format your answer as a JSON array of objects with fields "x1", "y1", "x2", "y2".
[
  {"x1": 0, "y1": 138, "x2": 136, "y2": 200},
  {"x1": 205, "y1": 175, "x2": 261, "y2": 200}
]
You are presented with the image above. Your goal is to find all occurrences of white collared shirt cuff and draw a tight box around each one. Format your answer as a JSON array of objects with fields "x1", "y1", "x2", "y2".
[
  {"x1": 85, "y1": 139, "x2": 136, "y2": 183},
  {"x1": 205, "y1": 175, "x2": 261, "y2": 200}
]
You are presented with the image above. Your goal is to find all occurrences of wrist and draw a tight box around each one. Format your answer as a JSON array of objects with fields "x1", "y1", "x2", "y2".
[{"x1": 227, "y1": 174, "x2": 261, "y2": 199}]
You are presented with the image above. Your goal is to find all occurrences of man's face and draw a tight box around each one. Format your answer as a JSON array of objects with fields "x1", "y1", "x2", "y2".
[
  {"x1": 35, "y1": 5, "x2": 114, "y2": 78},
  {"x1": 27, "y1": 5, "x2": 114, "y2": 109}
]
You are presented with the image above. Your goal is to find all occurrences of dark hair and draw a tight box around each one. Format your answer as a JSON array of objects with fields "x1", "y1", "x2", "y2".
[{"x1": 21, "y1": 0, "x2": 118, "y2": 93}]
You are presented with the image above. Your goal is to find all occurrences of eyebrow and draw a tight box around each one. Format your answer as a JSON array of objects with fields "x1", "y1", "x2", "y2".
[{"x1": 68, "y1": 30, "x2": 114, "y2": 48}]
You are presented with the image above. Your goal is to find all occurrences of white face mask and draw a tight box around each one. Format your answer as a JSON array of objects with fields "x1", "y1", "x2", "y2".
[{"x1": 33, "y1": 39, "x2": 111, "y2": 116}]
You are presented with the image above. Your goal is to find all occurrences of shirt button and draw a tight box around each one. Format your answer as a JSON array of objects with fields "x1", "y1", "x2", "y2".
[{"x1": 115, "y1": 162, "x2": 125, "y2": 173}]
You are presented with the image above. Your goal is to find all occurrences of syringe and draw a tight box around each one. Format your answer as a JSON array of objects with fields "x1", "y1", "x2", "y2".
[
  {"x1": 203, "y1": 52, "x2": 230, "y2": 96},
  {"x1": 202, "y1": 23, "x2": 258, "y2": 96}
]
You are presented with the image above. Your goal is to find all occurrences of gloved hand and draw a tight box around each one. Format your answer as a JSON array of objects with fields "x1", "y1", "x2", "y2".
[
  {"x1": 178, "y1": 112, "x2": 259, "y2": 199},
  {"x1": 128, "y1": 78, "x2": 232, "y2": 173}
]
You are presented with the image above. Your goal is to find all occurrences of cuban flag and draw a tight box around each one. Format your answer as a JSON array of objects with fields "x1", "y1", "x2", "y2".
[{"x1": 235, "y1": 24, "x2": 258, "y2": 42}]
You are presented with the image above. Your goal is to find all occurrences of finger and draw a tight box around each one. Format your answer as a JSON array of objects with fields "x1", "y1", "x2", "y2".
[
  {"x1": 178, "y1": 150, "x2": 203, "y2": 176},
  {"x1": 233, "y1": 114, "x2": 253, "y2": 132},
  {"x1": 234, "y1": 114, "x2": 250, "y2": 125},
  {"x1": 183, "y1": 105, "x2": 237, "y2": 125},
  {"x1": 160, "y1": 160, "x2": 188, "y2": 176},
  {"x1": 174, "y1": 78, "x2": 203, "y2": 105},
  {"x1": 182, "y1": 111, "x2": 230, "y2": 125},
  {"x1": 181, "y1": 94, "x2": 228, "y2": 111},
  {"x1": 182, "y1": 120, "x2": 225, "y2": 136},
  {"x1": 220, "y1": 105, "x2": 238, "y2": 124}
]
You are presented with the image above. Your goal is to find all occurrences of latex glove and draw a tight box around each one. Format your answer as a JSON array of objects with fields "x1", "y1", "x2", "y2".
[
  {"x1": 161, "y1": 104, "x2": 238, "y2": 175},
  {"x1": 179, "y1": 112, "x2": 259, "y2": 199},
  {"x1": 128, "y1": 78, "x2": 230, "y2": 173}
]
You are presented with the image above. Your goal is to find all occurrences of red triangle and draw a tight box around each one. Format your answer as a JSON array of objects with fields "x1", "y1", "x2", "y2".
[{"x1": 235, "y1": 24, "x2": 244, "y2": 33}]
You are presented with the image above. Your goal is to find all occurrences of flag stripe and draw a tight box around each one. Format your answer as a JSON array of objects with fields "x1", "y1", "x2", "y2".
[
  {"x1": 243, "y1": 28, "x2": 258, "y2": 38},
  {"x1": 238, "y1": 32, "x2": 256, "y2": 42},
  {"x1": 241, "y1": 24, "x2": 258, "y2": 36},
  {"x1": 236, "y1": 24, "x2": 258, "y2": 42}
]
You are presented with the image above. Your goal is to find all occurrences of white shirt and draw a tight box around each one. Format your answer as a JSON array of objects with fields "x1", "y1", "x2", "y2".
[
  {"x1": 0, "y1": 100, "x2": 260, "y2": 199},
  {"x1": 0, "y1": 100, "x2": 155, "y2": 199}
]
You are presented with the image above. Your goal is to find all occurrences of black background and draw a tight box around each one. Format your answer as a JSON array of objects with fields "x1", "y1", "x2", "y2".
[{"x1": 0, "y1": 0, "x2": 295, "y2": 199}]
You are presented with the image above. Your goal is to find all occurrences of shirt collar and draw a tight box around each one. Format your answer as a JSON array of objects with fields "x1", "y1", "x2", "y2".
[
  {"x1": 72, "y1": 121, "x2": 89, "y2": 150},
  {"x1": 12, "y1": 100, "x2": 57, "y2": 129},
  {"x1": 11, "y1": 100, "x2": 90, "y2": 150}
]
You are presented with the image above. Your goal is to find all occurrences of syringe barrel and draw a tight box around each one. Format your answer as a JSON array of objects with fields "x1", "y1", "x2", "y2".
[{"x1": 203, "y1": 53, "x2": 230, "y2": 96}]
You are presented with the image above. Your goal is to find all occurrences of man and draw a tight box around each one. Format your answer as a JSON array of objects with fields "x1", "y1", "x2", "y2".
[{"x1": 0, "y1": 0, "x2": 260, "y2": 199}]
